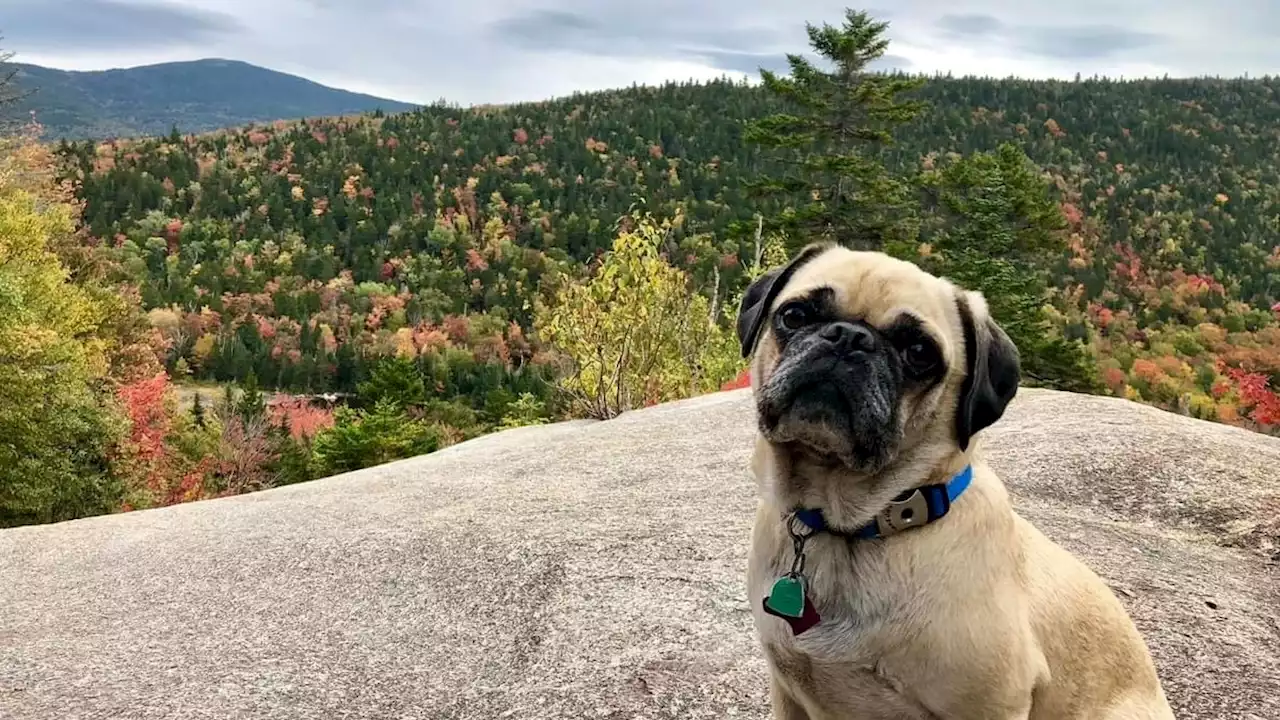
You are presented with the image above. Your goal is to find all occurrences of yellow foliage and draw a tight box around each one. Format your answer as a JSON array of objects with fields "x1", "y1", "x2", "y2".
[
  {"x1": 0, "y1": 129, "x2": 126, "y2": 525},
  {"x1": 392, "y1": 327, "x2": 417, "y2": 358},
  {"x1": 147, "y1": 307, "x2": 181, "y2": 332},
  {"x1": 1188, "y1": 393, "x2": 1217, "y2": 420},
  {"x1": 534, "y1": 213, "x2": 739, "y2": 419},
  {"x1": 0, "y1": 170, "x2": 106, "y2": 380},
  {"x1": 319, "y1": 324, "x2": 338, "y2": 354},
  {"x1": 760, "y1": 233, "x2": 789, "y2": 274},
  {"x1": 192, "y1": 333, "x2": 217, "y2": 367}
]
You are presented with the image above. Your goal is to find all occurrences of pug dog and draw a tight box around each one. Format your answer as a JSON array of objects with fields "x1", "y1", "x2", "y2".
[{"x1": 738, "y1": 243, "x2": 1174, "y2": 720}]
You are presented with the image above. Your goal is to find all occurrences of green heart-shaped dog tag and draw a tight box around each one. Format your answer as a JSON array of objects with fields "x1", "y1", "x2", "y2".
[{"x1": 764, "y1": 574, "x2": 806, "y2": 618}]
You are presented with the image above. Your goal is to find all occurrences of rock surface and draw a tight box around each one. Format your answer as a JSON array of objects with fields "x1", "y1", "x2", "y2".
[{"x1": 2, "y1": 388, "x2": 1278, "y2": 720}]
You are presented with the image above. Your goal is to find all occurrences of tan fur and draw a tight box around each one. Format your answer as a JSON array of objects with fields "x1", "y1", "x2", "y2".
[{"x1": 746, "y1": 246, "x2": 1174, "y2": 719}]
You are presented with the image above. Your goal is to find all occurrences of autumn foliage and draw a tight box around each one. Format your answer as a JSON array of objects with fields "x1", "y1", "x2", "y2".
[
  {"x1": 721, "y1": 369, "x2": 752, "y2": 391},
  {"x1": 7, "y1": 32, "x2": 1280, "y2": 529}
]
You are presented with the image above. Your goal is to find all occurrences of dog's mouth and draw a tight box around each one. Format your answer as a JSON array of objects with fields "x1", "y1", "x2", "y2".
[
  {"x1": 759, "y1": 360, "x2": 900, "y2": 471},
  {"x1": 763, "y1": 379, "x2": 850, "y2": 430}
]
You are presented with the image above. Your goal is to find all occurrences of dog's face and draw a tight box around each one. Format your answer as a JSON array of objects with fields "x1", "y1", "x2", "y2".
[{"x1": 737, "y1": 243, "x2": 1020, "y2": 475}]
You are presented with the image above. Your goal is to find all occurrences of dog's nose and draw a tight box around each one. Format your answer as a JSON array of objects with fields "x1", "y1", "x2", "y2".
[{"x1": 819, "y1": 322, "x2": 877, "y2": 354}]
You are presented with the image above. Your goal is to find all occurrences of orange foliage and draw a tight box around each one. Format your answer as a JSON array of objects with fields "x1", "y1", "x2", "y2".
[
  {"x1": 269, "y1": 397, "x2": 336, "y2": 440},
  {"x1": 414, "y1": 325, "x2": 452, "y2": 354},
  {"x1": 1223, "y1": 366, "x2": 1280, "y2": 428},
  {"x1": 443, "y1": 315, "x2": 471, "y2": 343},
  {"x1": 1130, "y1": 359, "x2": 1163, "y2": 382},
  {"x1": 1060, "y1": 202, "x2": 1083, "y2": 227},
  {"x1": 721, "y1": 368, "x2": 751, "y2": 391},
  {"x1": 118, "y1": 372, "x2": 172, "y2": 468},
  {"x1": 1155, "y1": 355, "x2": 1184, "y2": 376},
  {"x1": 1102, "y1": 367, "x2": 1127, "y2": 391},
  {"x1": 465, "y1": 248, "x2": 489, "y2": 272}
]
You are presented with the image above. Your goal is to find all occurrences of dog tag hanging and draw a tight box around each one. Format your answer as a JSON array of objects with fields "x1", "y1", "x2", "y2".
[
  {"x1": 764, "y1": 574, "x2": 806, "y2": 618},
  {"x1": 761, "y1": 513, "x2": 822, "y2": 635}
]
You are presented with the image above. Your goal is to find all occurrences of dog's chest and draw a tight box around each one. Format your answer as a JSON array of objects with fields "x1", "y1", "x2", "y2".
[
  {"x1": 750, "y1": 538, "x2": 900, "y2": 662},
  {"x1": 751, "y1": 543, "x2": 943, "y2": 717}
]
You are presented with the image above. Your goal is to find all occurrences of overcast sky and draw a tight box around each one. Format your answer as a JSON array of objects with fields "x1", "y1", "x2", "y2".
[{"x1": 5, "y1": 1, "x2": 1278, "y2": 105}]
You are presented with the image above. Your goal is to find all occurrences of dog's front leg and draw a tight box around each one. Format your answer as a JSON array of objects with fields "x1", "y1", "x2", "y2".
[{"x1": 770, "y1": 675, "x2": 812, "y2": 720}]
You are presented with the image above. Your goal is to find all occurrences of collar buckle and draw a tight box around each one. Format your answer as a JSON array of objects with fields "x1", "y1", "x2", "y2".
[{"x1": 874, "y1": 487, "x2": 932, "y2": 537}]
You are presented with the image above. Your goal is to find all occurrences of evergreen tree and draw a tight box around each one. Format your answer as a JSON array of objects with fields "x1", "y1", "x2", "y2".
[
  {"x1": 310, "y1": 399, "x2": 440, "y2": 477},
  {"x1": 192, "y1": 391, "x2": 206, "y2": 429},
  {"x1": 743, "y1": 8, "x2": 926, "y2": 251},
  {"x1": 236, "y1": 371, "x2": 266, "y2": 423},
  {"x1": 357, "y1": 355, "x2": 427, "y2": 410},
  {"x1": 916, "y1": 143, "x2": 1101, "y2": 392}
]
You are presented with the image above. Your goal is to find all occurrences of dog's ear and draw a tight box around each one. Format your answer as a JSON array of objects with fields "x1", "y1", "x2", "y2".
[
  {"x1": 954, "y1": 291, "x2": 1020, "y2": 451},
  {"x1": 736, "y1": 243, "x2": 831, "y2": 358}
]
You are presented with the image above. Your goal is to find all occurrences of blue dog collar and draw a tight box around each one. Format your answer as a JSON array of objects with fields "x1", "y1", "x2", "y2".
[{"x1": 793, "y1": 464, "x2": 974, "y2": 540}]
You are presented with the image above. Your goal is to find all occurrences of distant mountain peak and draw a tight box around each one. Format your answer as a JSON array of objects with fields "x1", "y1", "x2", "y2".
[{"x1": 10, "y1": 59, "x2": 419, "y2": 140}]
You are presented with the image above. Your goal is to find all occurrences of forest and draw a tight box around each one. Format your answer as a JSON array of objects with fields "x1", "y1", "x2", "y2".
[{"x1": 4, "y1": 11, "x2": 1278, "y2": 527}]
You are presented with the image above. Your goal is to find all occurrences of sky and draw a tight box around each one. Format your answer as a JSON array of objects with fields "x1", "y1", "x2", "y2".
[{"x1": 4, "y1": 0, "x2": 1279, "y2": 106}]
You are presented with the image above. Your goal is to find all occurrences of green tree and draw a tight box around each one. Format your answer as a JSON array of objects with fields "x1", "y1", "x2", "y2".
[
  {"x1": 497, "y1": 392, "x2": 551, "y2": 430},
  {"x1": 191, "y1": 391, "x2": 206, "y2": 429},
  {"x1": 357, "y1": 354, "x2": 428, "y2": 409},
  {"x1": 534, "y1": 212, "x2": 740, "y2": 419},
  {"x1": 310, "y1": 399, "x2": 440, "y2": 477},
  {"x1": 0, "y1": 134, "x2": 124, "y2": 527},
  {"x1": 0, "y1": 39, "x2": 32, "y2": 130},
  {"x1": 916, "y1": 143, "x2": 1101, "y2": 392},
  {"x1": 236, "y1": 370, "x2": 266, "y2": 423},
  {"x1": 743, "y1": 8, "x2": 926, "y2": 252}
]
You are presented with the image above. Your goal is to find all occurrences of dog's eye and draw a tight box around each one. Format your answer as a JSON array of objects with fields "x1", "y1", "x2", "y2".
[
  {"x1": 902, "y1": 341, "x2": 940, "y2": 376},
  {"x1": 778, "y1": 304, "x2": 810, "y2": 330}
]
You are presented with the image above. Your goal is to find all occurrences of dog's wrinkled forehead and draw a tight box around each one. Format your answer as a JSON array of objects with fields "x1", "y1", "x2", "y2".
[{"x1": 774, "y1": 248, "x2": 958, "y2": 339}]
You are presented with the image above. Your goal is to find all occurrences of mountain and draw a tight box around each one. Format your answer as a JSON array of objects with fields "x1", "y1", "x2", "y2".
[{"x1": 9, "y1": 58, "x2": 419, "y2": 140}]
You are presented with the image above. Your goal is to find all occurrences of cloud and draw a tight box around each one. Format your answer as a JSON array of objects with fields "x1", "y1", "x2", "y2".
[
  {"x1": 694, "y1": 51, "x2": 795, "y2": 76},
  {"x1": 1015, "y1": 25, "x2": 1166, "y2": 60},
  {"x1": 482, "y1": 5, "x2": 922, "y2": 80},
  {"x1": 932, "y1": 12, "x2": 1166, "y2": 63},
  {"x1": 936, "y1": 13, "x2": 1005, "y2": 39},
  {"x1": 8, "y1": 0, "x2": 1280, "y2": 107},
  {"x1": 4, "y1": 0, "x2": 243, "y2": 51},
  {"x1": 487, "y1": 6, "x2": 787, "y2": 64}
]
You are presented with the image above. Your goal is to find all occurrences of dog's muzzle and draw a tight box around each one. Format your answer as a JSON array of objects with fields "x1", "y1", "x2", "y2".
[{"x1": 758, "y1": 320, "x2": 902, "y2": 467}]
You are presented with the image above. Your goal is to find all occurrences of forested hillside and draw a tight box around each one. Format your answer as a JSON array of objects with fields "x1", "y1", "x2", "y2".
[
  {"x1": 12, "y1": 59, "x2": 418, "y2": 140},
  {"x1": 8, "y1": 13, "x2": 1278, "y2": 526},
  {"x1": 59, "y1": 74, "x2": 1280, "y2": 386}
]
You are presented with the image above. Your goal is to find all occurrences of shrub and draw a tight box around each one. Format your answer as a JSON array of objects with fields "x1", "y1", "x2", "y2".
[{"x1": 310, "y1": 399, "x2": 440, "y2": 476}]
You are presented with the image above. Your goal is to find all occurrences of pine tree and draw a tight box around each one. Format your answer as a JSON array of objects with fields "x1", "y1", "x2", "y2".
[
  {"x1": 236, "y1": 371, "x2": 266, "y2": 423},
  {"x1": 192, "y1": 391, "x2": 206, "y2": 429},
  {"x1": 916, "y1": 143, "x2": 1102, "y2": 393},
  {"x1": 357, "y1": 355, "x2": 428, "y2": 410},
  {"x1": 743, "y1": 8, "x2": 926, "y2": 252}
]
